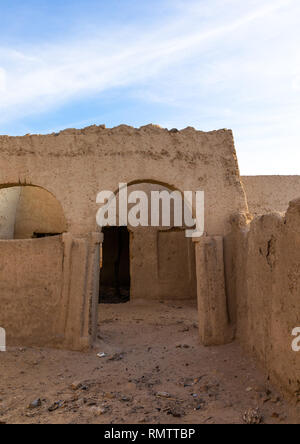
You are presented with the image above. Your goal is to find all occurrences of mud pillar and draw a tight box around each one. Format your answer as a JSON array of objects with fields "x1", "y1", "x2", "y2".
[
  {"x1": 194, "y1": 236, "x2": 232, "y2": 346},
  {"x1": 60, "y1": 232, "x2": 103, "y2": 351}
]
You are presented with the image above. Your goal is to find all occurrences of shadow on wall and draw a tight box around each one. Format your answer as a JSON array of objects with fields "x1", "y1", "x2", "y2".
[{"x1": 0, "y1": 185, "x2": 67, "y2": 239}]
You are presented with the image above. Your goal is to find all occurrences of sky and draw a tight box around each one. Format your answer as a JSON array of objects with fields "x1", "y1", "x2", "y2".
[{"x1": 0, "y1": 0, "x2": 299, "y2": 175}]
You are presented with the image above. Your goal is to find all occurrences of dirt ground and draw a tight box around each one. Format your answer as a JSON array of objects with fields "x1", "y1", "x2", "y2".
[{"x1": 0, "y1": 300, "x2": 299, "y2": 424}]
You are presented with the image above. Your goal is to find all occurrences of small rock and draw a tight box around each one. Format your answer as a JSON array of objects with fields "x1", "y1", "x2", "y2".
[
  {"x1": 243, "y1": 408, "x2": 263, "y2": 425},
  {"x1": 175, "y1": 343, "x2": 189, "y2": 349},
  {"x1": 104, "y1": 392, "x2": 115, "y2": 399},
  {"x1": 91, "y1": 406, "x2": 107, "y2": 416},
  {"x1": 48, "y1": 401, "x2": 64, "y2": 412},
  {"x1": 28, "y1": 399, "x2": 42, "y2": 409},
  {"x1": 86, "y1": 399, "x2": 97, "y2": 407},
  {"x1": 193, "y1": 377, "x2": 204, "y2": 384},
  {"x1": 167, "y1": 409, "x2": 182, "y2": 418},
  {"x1": 156, "y1": 391, "x2": 171, "y2": 399},
  {"x1": 97, "y1": 352, "x2": 108, "y2": 358},
  {"x1": 70, "y1": 381, "x2": 83, "y2": 391}
]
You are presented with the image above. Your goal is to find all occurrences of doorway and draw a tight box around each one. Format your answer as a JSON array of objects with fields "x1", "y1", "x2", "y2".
[{"x1": 99, "y1": 227, "x2": 130, "y2": 304}]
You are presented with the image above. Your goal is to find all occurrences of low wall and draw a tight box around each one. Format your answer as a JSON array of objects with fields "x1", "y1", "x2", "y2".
[
  {"x1": 0, "y1": 236, "x2": 64, "y2": 347},
  {"x1": 0, "y1": 233, "x2": 101, "y2": 350},
  {"x1": 227, "y1": 202, "x2": 300, "y2": 401}
]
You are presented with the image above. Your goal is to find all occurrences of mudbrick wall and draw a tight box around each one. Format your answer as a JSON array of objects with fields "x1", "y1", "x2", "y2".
[
  {"x1": 226, "y1": 201, "x2": 300, "y2": 401},
  {"x1": 0, "y1": 125, "x2": 248, "y2": 236},
  {"x1": 0, "y1": 236, "x2": 64, "y2": 347},
  {"x1": 242, "y1": 175, "x2": 300, "y2": 216},
  {"x1": 0, "y1": 125, "x2": 247, "y2": 350},
  {"x1": 0, "y1": 233, "x2": 101, "y2": 350}
]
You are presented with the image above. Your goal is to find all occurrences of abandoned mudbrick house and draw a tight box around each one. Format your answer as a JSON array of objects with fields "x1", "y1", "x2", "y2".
[{"x1": 0, "y1": 124, "x2": 299, "y2": 401}]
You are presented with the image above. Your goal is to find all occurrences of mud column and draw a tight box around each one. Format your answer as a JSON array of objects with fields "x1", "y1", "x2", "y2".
[
  {"x1": 193, "y1": 236, "x2": 232, "y2": 346},
  {"x1": 60, "y1": 232, "x2": 103, "y2": 351}
]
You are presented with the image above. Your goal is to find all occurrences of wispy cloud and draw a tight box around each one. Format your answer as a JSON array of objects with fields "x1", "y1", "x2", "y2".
[
  {"x1": 0, "y1": 0, "x2": 295, "y2": 118},
  {"x1": 0, "y1": 0, "x2": 299, "y2": 173}
]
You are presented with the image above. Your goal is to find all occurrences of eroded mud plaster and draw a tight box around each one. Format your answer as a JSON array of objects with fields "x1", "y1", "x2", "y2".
[{"x1": 1, "y1": 124, "x2": 299, "y2": 401}]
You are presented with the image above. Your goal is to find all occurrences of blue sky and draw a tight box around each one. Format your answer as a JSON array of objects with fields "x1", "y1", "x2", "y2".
[{"x1": 0, "y1": 0, "x2": 299, "y2": 174}]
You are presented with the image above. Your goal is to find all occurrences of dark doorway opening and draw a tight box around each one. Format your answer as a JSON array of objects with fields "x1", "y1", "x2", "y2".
[{"x1": 99, "y1": 227, "x2": 130, "y2": 304}]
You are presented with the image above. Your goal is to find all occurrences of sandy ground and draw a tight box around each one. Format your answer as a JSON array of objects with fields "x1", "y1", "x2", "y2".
[{"x1": 0, "y1": 300, "x2": 299, "y2": 424}]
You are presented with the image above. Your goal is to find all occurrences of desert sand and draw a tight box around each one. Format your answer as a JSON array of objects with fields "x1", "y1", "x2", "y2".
[{"x1": 0, "y1": 300, "x2": 299, "y2": 424}]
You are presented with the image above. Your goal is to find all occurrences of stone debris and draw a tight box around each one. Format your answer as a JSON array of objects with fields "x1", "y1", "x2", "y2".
[
  {"x1": 48, "y1": 401, "x2": 64, "y2": 412},
  {"x1": 166, "y1": 408, "x2": 182, "y2": 418},
  {"x1": 90, "y1": 406, "x2": 108, "y2": 416},
  {"x1": 70, "y1": 381, "x2": 83, "y2": 391},
  {"x1": 104, "y1": 392, "x2": 116, "y2": 400},
  {"x1": 156, "y1": 392, "x2": 171, "y2": 399},
  {"x1": 28, "y1": 399, "x2": 42, "y2": 409},
  {"x1": 242, "y1": 408, "x2": 263, "y2": 425},
  {"x1": 97, "y1": 352, "x2": 108, "y2": 358}
]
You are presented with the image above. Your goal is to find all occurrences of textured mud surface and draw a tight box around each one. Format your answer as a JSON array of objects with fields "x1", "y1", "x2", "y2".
[{"x1": 0, "y1": 301, "x2": 298, "y2": 424}]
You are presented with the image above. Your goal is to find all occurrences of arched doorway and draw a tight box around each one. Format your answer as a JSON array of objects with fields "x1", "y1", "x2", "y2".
[
  {"x1": 98, "y1": 181, "x2": 197, "y2": 303},
  {"x1": 0, "y1": 184, "x2": 68, "y2": 348},
  {"x1": 0, "y1": 185, "x2": 67, "y2": 239}
]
